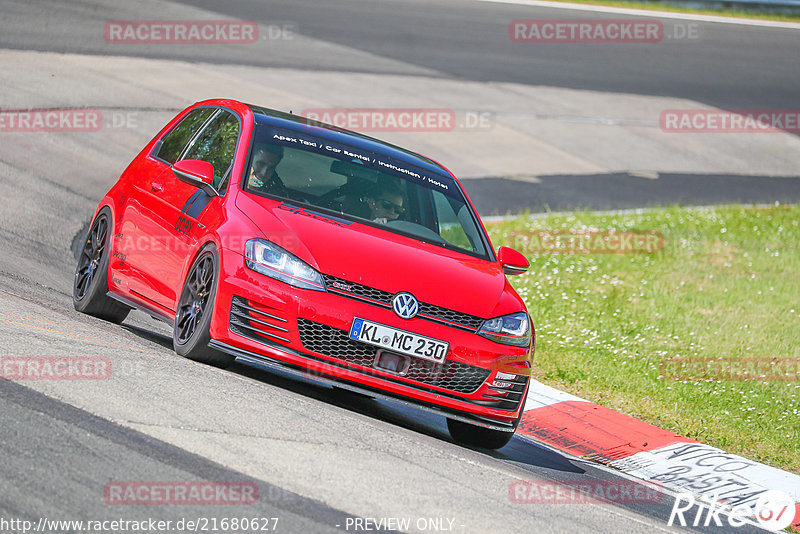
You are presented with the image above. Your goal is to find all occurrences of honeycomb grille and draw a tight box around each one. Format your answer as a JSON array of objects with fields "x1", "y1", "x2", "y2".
[
  {"x1": 297, "y1": 319, "x2": 490, "y2": 394},
  {"x1": 322, "y1": 275, "x2": 484, "y2": 331}
]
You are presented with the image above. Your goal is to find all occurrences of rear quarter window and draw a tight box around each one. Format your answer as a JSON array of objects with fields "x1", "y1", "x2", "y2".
[
  {"x1": 153, "y1": 108, "x2": 216, "y2": 164},
  {"x1": 183, "y1": 110, "x2": 241, "y2": 189}
]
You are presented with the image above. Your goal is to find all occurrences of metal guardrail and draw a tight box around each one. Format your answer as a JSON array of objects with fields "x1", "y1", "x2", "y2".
[
  {"x1": 655, "y1": 0, "x2": 800, "y2": 12},
  {"x1": 720, "y1": 0, "x2": 800, "y2": 5}
]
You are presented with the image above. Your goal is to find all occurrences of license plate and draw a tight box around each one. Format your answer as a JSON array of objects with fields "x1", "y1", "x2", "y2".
[{"x1": 349, "y1": 318, "x2": 449, "y2": 364}]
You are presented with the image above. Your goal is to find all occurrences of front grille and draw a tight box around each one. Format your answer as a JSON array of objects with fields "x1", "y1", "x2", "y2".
[
  {"x1": 324, "y1": 275, "x2": 393, "y2": 304},
  {"x1": 230, "y1": 296, "x2": 291, "y2": 344},
  {"x1": 296, "y1": 318, "x2": 490, "y2": 394},
  {"x1": 322, "y1": 274, "x2": 484, "y2": 332}
]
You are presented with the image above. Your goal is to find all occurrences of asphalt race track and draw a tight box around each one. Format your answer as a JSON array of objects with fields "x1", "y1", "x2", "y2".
[
  {"x1": 6, "y1": 0, "x2": 800, "y2": 109},
  {"x1": 0, "y1": 0, "x2": 797, "y2": 532}
]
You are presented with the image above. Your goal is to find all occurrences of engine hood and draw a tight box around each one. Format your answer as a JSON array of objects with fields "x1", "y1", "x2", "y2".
[{"x1": 234, "y1": 193, "x2": 521, "y2": 318}]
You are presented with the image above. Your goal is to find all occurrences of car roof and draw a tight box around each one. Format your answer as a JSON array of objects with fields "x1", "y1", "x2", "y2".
[{"x1": 247, "y1": 104, "x2": 454, "y2": 180}]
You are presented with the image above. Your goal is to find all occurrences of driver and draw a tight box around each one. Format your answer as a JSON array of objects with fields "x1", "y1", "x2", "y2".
[
  {"x1": 247, "y1": 143, "x2": 287, "y2": 195},
  {"x1": 365, "y1": 181, "x2": 405, "y2": 223}
]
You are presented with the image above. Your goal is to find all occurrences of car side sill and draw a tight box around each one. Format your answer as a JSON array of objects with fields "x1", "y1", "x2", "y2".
[{"x1": 107, "y1": 291, "x2": 175, "y2": 325}]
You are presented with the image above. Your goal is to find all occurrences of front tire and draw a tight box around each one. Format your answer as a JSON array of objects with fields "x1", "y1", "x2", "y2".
[
  {"x1": 73, "y1": 207, "x2": 130, "y2": 323},
  {"x1": 173, "y1": 245, "x2": 234, "y2": 368},
  {"x1": 447, "y1": 415, "x2": 520, "y2": 450}
]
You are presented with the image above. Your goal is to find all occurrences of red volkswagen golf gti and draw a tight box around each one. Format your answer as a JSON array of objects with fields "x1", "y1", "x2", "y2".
[{"x1": 74, "y1": 99, "x2": 534, "y2": 449}]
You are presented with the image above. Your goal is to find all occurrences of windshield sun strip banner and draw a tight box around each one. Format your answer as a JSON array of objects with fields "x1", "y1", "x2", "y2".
[{"x1": 262, "y1": 127, "x2": 459, "y2": 199}]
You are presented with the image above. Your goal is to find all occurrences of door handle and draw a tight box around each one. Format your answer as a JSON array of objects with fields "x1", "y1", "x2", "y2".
[{"x1": 151, "y1": 182, "x2": 164, "y2": 192}]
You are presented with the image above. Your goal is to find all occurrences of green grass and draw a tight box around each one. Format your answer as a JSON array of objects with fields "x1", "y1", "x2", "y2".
[
  {"x1": 487, "y1": 204, "x2": 800, "y2": 473},
  {"x1": 544, "y1": 0, "x2": 800, "y2": 22}
]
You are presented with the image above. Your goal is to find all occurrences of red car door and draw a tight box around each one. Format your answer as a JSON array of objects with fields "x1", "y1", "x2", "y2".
[
  {"x1": 115, "y1": 107, "x2": 217, "y2": 313},
  {"x1": 135, "y1": 108, "x2": 242, "y2": 312}
]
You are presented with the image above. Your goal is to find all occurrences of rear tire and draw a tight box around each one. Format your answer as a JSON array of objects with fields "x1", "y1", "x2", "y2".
[
  {"x1": 72, "y1": 207, "x2": 130, "y2": 324},
  {"x1": 447, "y1": 414, "x2": 520, "y2": 450},
  {"x1": 173, "y1": 245, "x2": 234, "y2": 368}
]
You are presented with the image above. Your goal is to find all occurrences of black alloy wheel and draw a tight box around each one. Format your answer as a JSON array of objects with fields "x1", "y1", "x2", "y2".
[
  {"x1": 72, "y1": 208, "x2": 130, "y2": 323},
  {"x1": 173, "y1": 246, "x2": 233, "y2": 368}
]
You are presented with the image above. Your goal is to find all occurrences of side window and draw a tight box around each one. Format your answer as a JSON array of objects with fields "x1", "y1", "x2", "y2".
[
  {"x1": 432, "y1": 191, "x2": 473, "y2": 250},
  {"x1": 183, "y1": 110, "x2": 241, "y2": 190},
  {"x1": 154, "y1": 108, "x2": 215, "y2": 164}
]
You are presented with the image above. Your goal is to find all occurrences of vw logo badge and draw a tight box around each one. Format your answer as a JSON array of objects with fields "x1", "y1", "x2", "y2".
[{"x1": 392, "y1": 292, "x2": 418, "y2": 319}]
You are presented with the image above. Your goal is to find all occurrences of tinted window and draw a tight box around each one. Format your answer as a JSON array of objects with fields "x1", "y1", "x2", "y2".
[
  {"x1": 433, "y1": 191, "x2": 479, "y2": 252},
  {"x1": 244, "y1": 126, "x2": 489, "y2": 258},
  {"x1": 154, "y1": 108, "x2": 215, "y2": 164},
  {"x1": 183, "y1": 110, "x2": 240, "y2": 189}
]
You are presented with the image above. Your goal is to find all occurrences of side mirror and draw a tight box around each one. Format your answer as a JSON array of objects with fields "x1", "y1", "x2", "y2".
[
  {"x1": 497, "y1": 246, "x2": 529, "y2": 276},
  {"x1": 172, "y1": 159, "x2": 218, "y2": 196}
]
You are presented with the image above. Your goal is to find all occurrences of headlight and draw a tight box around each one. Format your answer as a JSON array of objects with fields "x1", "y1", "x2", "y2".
[
  {"x1": 244, "y1": 239, "x2": 325, "y2": 291},
  {"x1": 478, "y1": 312, "x2": 532, "y2": 347}
]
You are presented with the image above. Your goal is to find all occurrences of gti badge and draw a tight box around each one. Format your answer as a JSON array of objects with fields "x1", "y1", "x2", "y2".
[{"x1": 392, "y1": 292, "x2": 419, "y2": 319}]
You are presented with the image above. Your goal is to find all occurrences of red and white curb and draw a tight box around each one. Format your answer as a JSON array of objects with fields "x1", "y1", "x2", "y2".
[{"x1": 518, "y1": 380, "x2": 800, "y2": 530}]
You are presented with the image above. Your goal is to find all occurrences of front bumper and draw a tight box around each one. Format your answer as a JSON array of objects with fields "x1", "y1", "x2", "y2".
[{"x1": 210, "y1": 250, "x2": 533, "y2": 430}]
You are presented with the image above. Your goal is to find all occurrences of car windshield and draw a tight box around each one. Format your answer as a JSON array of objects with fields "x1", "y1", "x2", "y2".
[{"x1": 243, "y1": 125, "x2": 490, "y2": 259}]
